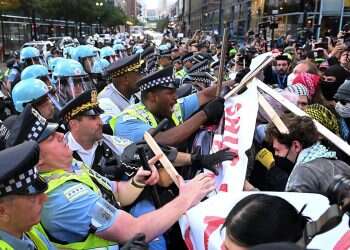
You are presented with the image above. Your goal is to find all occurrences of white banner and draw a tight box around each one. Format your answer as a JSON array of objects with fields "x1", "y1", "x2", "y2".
[
  {"x1": 180, "y1": 192, "x2": 350, "y2": 250},
  {"x1": 210, "y1": 78, "x2": 259, "y2": 193}
]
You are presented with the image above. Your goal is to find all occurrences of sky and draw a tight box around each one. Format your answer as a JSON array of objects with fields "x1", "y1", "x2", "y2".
[{"x1": 140, "y1": 0, "x2": 177, "y2": 9}]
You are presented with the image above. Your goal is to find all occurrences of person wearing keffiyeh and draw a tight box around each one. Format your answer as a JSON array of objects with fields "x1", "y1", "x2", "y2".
[
  {"x1": 292, "y1": 72, "x2": 320, "y2": 99},
  {"x1": 265, "y1": 113, "x2": 350, "y2": 197}
]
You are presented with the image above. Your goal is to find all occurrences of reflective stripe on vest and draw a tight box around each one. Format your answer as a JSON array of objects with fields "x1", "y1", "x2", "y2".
[
  {"x1": 175, "y1": 69, "x2": 187, "y2": 79},
  {"x1": 37, "y1": 168, "x2": 117, "y2": 249},
  {"x1": 0, "y1": 228, "x2": 48, "y2": 250},
  {"x1": 109, "y1": 102, "x2": 184, "y2": 134},
  {"x1": 26, "y1": 228, "x2": 49, "y2": 250},
  {"x1": 0, "y1": 240, "x2": 13, "y2": 250}
]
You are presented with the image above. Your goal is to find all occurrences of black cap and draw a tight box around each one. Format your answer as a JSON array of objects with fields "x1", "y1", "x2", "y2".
[
  {"x1": 182, "y1": 72, "x2": 216, "y2": 85},
  {"x1": 59, "y1": 89, "x2": 104, "y2": 122},
  {"x1": 138, "y1": 66, "x2": 177, "y2": 92},
  {"x1": 141, "y1": 46, "x2": 155, "y2": 60},
  {"x1": 106, "y1": 54, "x2": 144, "y2": 78},
  {"x1": 0, "y1": 141, "x2": 47, "y2": 197},
  {"x1": 6, "y1": 104, "x2": 58, "y2": 147},
  {"x1": 334, "y1": 79, "x2": 350, "y2": 102},
  {"x1": 187, "y1": 60, "x2": 210, "y2": 74},
  {"x1": 0, "y1": 120, "x2": 11, "y2": 151},
  {"x1": 193, "y1": 52, "x2": 214, "y2": 63},
  {"x1": 181, "y1": 52, "x2": 194, "y2": 63}
]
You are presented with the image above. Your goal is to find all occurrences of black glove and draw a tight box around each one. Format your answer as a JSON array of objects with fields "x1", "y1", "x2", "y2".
[
  {"x1": 202, "y1": 97, "x2": 225, "y2": 124},
  {"x1": 120, "y1": 233, "x2": 148, "y2": 250},
  {"x1": 191, "y1": 147, "x2": 236, "y2": 175},
  {"x1": 121, "y1": 141, "x2": 178, "y2": 167}
]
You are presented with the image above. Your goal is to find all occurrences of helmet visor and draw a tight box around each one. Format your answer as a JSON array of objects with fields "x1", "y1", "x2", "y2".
[
  {"x1": 25, "y1": 56, "x2": 47, "y2": 67},
  {"x1": 82, "y1": 56, "x2": 98, "y2": 74},
  {"x1": 55, "y1": 75, "x2": 95, "y2": 109}
]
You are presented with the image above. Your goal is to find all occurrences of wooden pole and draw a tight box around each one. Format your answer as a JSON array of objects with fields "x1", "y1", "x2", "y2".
[
  {"x1": 258, "y1": 93, "x2": 289, "y2": 134},
  {"x1": 224, "y1": 56, "x2": 274, "y2": 100},
  {"x1": 216, "y1": 27, "x2": 228, "y2": 96},
  {"x1": 144, "y1": 131, "x2": 181, "y2": 188}
]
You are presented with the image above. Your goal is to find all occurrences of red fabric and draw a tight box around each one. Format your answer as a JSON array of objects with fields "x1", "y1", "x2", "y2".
[{"x1": 292, "y1": 72, "x2": 320, "y2": 97}]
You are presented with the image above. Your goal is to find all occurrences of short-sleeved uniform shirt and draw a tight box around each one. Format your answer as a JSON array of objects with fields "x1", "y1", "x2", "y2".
[
  {"x1": 40, "y1": 162, "x2": 119, "y2": 249},
  {"x1": 114, "y1": 93, "x2": 200, "y2": 142}
]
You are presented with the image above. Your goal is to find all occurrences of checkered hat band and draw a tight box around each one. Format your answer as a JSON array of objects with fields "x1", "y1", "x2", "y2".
[
  {"x1": 140, "y1": 76, "x2": 174, "y2": 91},
  {"x1": 27, "y1": 120, "x2": 46, "y2": 141},
  {"x1": 111, "y1": 61, "x2": 144, "y2": 78},
  {"x1": 0, "y1": 167, "x2": 39, "y2": 196}
]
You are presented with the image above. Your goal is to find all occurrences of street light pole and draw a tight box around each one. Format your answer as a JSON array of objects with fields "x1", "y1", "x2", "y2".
[
  {"x1": 96, "y1": 1, "x2": 104, "y2": 34},
  {"x1": 316, "y1": 0, "x2": 323, "y2": 39}
]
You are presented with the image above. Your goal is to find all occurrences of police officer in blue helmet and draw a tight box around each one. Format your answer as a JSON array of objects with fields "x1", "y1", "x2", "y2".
[
  {"x1": 71, "y1": 45, "x2": 98, "y2": 74},
  {"x1": 21, "y1": 65, "x2": 53, "y2": 89},
  {"x1": 52, "y1": 58, "x2": 95, "y2": 110},
  {"x1": 90, "y1": 58, "x2": 110, "y2": 92},
  {"x1": 113, "y1": 43, "x2": 127, "y2": 59},
  {"x1": 100, "y1": 46, "x2": 117, "y2": 64},
  {"x1": 20, "y1": 47, "x2": 46, "y2": 68},
  {"x1": 11, "y1": 78, "x2": 55, "y2": 120}
]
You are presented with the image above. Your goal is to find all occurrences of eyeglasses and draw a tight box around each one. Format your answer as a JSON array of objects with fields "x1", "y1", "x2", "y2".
[{"x1": 277, "y1": 63, "x2": 288, "y2": 66}]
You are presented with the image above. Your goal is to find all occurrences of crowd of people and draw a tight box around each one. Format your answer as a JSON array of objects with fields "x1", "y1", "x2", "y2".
[{"x1": 0, "y1": 25, "x2": 350, "y2": 250}]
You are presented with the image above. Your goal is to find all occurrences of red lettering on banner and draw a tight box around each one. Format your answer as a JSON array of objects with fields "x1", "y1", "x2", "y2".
[
  {"x1": 203, "y1": 216, "x2": 225, "y2": 250},
  {"x1": 184, "y1": 226, "x2": 194, "y2": 250},
  {"x1": 223, "y1": 136, "x2": 238, "y2": 145},
  {"x1": 334, "y1": 230, "x2": 350, "y2": 250},
  {"x1": 219, "y1": 184, "x2": 228, "y2": 192},
  {"x1": 225, "y1": 103, "x2": 241, "y2": 116}
]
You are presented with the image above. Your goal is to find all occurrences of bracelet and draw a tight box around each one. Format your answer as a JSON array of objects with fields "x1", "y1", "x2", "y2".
[{"x1": 131, "y1": 177, "x2": 146, "y2": 189}]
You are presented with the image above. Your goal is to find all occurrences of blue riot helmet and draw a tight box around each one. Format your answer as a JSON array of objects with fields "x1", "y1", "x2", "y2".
[
  {"x1": 20, "y1": 64, "x2": 53, "y2": 89},
  {"x1": 48, "y1": 57, "x2": 64, "y2": 72},
  {"x1": 12, "y1": 78, "x2": 54, "y2": 114},
  {"x1": 135, "y1": 47, "x2": 144, "y2": 55},
  {"x1": 71, "y1": 45, "x2": 98, "y2": 74},
  {"x1": 20, "y1": 47, "x2": 46, "y2": 67},
  {"x1": 52, "y1": 59, "x2": 95, "y2": 109},
  {"x1": 90, "y1": 58, "x2": 110, "y2": 92},
  {"x1": 91, "y1": 58, "x2": 110, "y2": 75},
  {"x1": 63, "y1": 46, "x2": 75, "y2": 59},
  {"x1": 113, "y1": 43, "x2": 126, "y2": 58},
  {"x1": 113, "y1": 38, "x2": 122, "y2": 45},
  {"x1": 100, "y1": 46, "x2": 117, "y2": 63},
  {"x1": 132, "y1": 45, "x2": 143, "y2": 54}
]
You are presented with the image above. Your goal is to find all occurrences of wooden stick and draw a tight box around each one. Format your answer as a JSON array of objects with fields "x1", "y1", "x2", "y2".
[
  {"x1": 144, "y1": 131, "x2": 181, "y2": 188},
  {"x1": 216, "y1": 28, "x2": 228, "y2": 96},
  {"x1": 258, "y1": 93, "x2": 289, "y2": 134},
  {"x1": 256, "y1": 79, "x2": 350, "y2": 156},
  {"x1": 224, "y1": 56, "x2": 274, "y2": 100}
]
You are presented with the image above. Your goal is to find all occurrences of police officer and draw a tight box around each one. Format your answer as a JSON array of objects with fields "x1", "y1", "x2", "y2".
[
  {"x1": 6, "y1": 104, "x2": 215, "y2": 249},
  {"x1": 98, "y1": 54, "x2": 144, "y2": 119},
  {"x1": 60, "y1": 89, "x2": 134, "y2": 180},
  {"x1": 156, "y1": 44, "x2": 172, "y2": 70},
  {"x1": 111, "y1": 66, "x2": 225, "y2": 146},
  {"x1": 11, "y1": 78, "x2": 55, "y2": 120},
  {"x1": 175, "y1": 52, "x2": 194, "y2": 79},
  {"x1": 0, "y1": 141, "x2": 55, "y2": 249}
]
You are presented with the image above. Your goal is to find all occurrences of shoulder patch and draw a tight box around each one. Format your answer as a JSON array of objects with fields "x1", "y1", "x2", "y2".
[
  {"x1": 121, "y1": 114, "x2": 138, "y2": 122},
  {"x1": 63, "y1": 183, "x2": 89, "y2": 202}
]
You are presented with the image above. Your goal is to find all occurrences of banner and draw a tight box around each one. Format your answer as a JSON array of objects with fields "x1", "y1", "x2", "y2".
[
  {"x1": 210, "y1": 78, "x2": 259, "y2": 193},
  {"x1": 180, "y1": 192, "x2": 350, "y2": 250}
]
